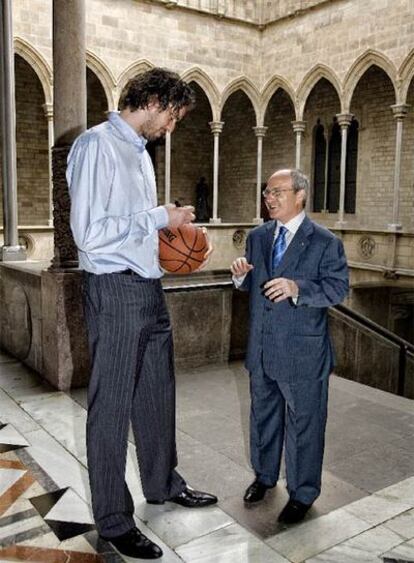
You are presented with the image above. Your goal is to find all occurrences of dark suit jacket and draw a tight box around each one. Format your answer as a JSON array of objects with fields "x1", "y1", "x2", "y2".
[{"x1": 241, "y1": 216, "x2": 349, "y2": 382}]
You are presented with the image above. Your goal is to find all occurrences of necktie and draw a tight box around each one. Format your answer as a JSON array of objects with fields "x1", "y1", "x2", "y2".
[{"x1": 272, "y1": 225, "x2": 287, "y2": 272}]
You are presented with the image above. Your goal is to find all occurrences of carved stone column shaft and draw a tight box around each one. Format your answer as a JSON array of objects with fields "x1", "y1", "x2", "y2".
[
  {"x1": 253, "y1": 126, "x2": 267, "y2": 223},
  {"x1": 291, "y1": 120, "x2": 306, "y2": 170},
  {"x1": 43, "y1": 103, "x2": 54, "y2": 227},
  {"x1": 335, "y1": 113, "x2": 353, "y2": 228},
  {"x1": 164, "y1": 131, "x2": 171, "y2": 204},
  {"x1": 388, "y1": 104, "x2": 410, "y2": 231},
  {"x1": 0, "y1": 0, "x2": 26, "y2": 260},
  {"x1": 209, "y1": 121, "x2": 224, "y2": 224}
]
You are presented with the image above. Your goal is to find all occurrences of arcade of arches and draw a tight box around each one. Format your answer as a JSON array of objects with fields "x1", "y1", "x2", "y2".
[{"x1": 1, "y1": 0, "x2": 413, "y2": 344}]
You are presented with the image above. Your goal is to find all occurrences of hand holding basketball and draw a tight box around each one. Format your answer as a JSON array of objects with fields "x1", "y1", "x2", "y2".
[
  {"x1": 159, "y1": 223, "x2": 210, "y2": 274},
  {"x1": 165, "y1": 203, "x2": 195, "y2": 228}
]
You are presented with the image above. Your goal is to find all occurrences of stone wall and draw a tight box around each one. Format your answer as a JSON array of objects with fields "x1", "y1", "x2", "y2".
[
  {"x1": 8, "y1": 0, "x2": 414, "y2": 232},
  {"x1": 401, "y1": 80, "x2": 414, "y2": 231},
  {"x1": 261, "y1": 0, "x2": 412, "y2": 89},
  {"x1": 87, "y1": 68, "x2": 108, "y2": 128},
  {"x1": 0, "y1": 55, "x2": 49, "y2": 226},
  {"x1": 170, "y1": 83, "x2": 214, "y2": 208},
  {"x1": 350, "y1": 67, "x2": 396, "y2": 228},
  {"x1": 219, "y1": 91, "x2": 257, "y2": 222},
  {"x1": 302, "y1": 78, "x2": 341, "y2": 203},
  {"x1": 263, "y1": 89, "x2": 296, "y2": 181}
]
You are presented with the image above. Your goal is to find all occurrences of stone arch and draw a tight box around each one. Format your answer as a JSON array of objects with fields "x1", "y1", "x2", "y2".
[
  {"x1": 13, "y1": 37, "x2": 52, "y2": 104},
  {"x1": 116, "y1": 59, "x2": 154, "y2": 107},
  {"x1": 220, "y1": 77, "x2": 260, "y2": 124},
  {"x1": 296, "y1": 64, "x2": 342, "y2": 119},
  {"x1": 180, "y1": 67, "x2": 220, "y2": 121},
  {"x1": 399, "y1": 48, "x2": 414, "y2": 104},
  {"x1": 86, "y1": 51, "x2": 116, "y2": 110},
  {"x1": 260, "y1": 75, "x2": 296, "y2": 124},
  {"x1": 343, "y1": 50, "x2": 397, "y2": 110}
]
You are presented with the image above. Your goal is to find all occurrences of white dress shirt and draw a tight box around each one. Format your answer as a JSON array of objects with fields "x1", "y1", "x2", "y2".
[
  {"x1": 233, "y1": 210, "x2": 306, "y2": 288},
  {"x1": 67, "y1": 111, "x2": 169, "y2": 277}
]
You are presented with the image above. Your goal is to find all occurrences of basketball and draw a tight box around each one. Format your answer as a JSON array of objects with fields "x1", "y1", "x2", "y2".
[{"x1": 158, "y1": 224, "x2": 208, "y2": 274}]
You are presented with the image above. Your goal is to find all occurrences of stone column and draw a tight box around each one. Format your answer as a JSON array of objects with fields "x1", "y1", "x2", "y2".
[
  {"x1": 42, "y1": 103, "x2": 54, "y2": 227},
  {"x1": 253, "y1": 126, "x2": 267, "y2": 223},
  {"x1": 388, "y1": 104, "x2": 410, "y2": 231},
  {"x1": 209, "y1": 121, "x2": 224, "y2": 224},
  {"x1": 40, "y1": 1, "x2": 89, "y2": 390},
  {"x1": 51, "y1": 0, "x2": 86, "y2": 269},
  {"x1": 164, "y1": 131, "x2": 171, "y2": 204},
  {"x1": 0, "y1": 0, "x2": 26, "y2": 260},
  {"x1": 291, "y1": 120, "x2": 306, "y2": 169},
  {"x1": 335, "y1": 113, "x2": 353, "y2": 228}
]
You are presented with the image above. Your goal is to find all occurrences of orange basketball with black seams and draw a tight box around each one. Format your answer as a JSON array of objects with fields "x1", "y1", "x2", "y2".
[{"x1": 159, "y1": 224, "x2": 208, "y2": 274}]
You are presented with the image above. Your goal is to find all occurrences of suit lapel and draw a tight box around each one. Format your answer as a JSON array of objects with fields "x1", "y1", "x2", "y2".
[
  {"x1": 261, "y1": 220, "x2": 276, "y2": 277},
  {"x1": 273, "y1": 216, "x2": 314, "y2": 277}
]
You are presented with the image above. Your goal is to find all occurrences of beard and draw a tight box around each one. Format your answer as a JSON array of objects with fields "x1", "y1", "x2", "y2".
[{"x1": 141, "y1": 113, "x2": 166, "y2": 141}]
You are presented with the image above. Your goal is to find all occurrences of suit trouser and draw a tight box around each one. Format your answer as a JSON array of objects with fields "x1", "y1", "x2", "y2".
[
  {"x1": 83, "y1": 272, "x2": 185, "y2": 538},
  {"x1": 249, "y1": 364, "x2": 329, "y2": 505}
]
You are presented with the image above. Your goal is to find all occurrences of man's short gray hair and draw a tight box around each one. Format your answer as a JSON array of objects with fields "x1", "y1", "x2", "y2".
[{"x1": 290, "y1": 169, "x2": 309, "y2": 208}]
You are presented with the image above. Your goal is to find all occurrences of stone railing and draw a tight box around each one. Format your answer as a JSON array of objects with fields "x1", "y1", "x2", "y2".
[
  {"x1": 330, "y1": 228, "x2": 414, "y2": 286},
  {"x1": 4, "y1": 224, "x2": 414, "y2": 284},
  {"x1": 0, "y1": 226, "x2": 54, "y2": 261}
]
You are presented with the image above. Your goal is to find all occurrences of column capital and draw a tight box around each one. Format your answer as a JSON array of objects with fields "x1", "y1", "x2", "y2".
[
  {"x1": 336, "y1": 113, "x2": 353, "y2": 128},
  {"x1": 391, "y1": 104, "x2": 410, "y2": 120},
  {"x1": 209, "y1": 121, "x2": 224, "y2": 134},
  {"x1": 291, "y1": 120, "x2": 306, "y2": 134},
  {"x1": 42, "y1": 103, "x2": 54, "y2": 120},
  {"x1": 253, "y1": 126, "x2": 268, "y2": 137}
]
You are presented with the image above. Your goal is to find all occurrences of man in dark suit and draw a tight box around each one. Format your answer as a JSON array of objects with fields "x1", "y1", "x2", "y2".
[{"x1": 231, "y1": 169, "x2": 348, "y2": 524}]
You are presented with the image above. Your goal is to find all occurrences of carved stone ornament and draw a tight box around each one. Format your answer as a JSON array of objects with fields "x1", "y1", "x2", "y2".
[
  {"x1": 18, "y1": 234, "x2": 34, "y2": 257},
  {"x1": 358, "y1": 235, "x2": 376, "y2": 259},
  {"x1": 233, "y1": 229, "x2": 247, "y2": 250}
]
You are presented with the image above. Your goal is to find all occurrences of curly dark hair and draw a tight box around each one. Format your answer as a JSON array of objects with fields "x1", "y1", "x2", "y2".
[{"x1": 119, "y1": 67, "x2": 195, "y2": 112}]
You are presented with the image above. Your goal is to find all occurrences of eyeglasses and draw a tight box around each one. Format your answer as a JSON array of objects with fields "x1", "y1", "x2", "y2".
[{"x1": 262, "y1": 188, "x2": 294, "y2": 198}]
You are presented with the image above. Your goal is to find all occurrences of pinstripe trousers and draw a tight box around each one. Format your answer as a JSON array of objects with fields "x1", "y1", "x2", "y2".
[{"x1": 82, "y1": 271, "x2": 186, "y2": 538}]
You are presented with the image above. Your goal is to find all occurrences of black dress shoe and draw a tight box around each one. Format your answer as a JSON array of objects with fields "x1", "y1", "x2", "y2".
[
  {"x1": 147, "y1": 486, "x2": 217, "y2": 508},
  {"x1": 243, "y1": 479, "x2": 271, "y2": 503},
  {"x1": 278, "y1": 499, "x2": 312, "y2": 524},
  {"x1": 101, "y1": 526, "x2": 162, "y2": 559}
]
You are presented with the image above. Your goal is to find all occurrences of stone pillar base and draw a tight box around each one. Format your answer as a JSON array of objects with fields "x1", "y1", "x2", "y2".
[
  {"x1": 41, "y1": 269, "x2": 89, "y2": 390},
  {"x1": 209, "y1": 217, "x2": 222, "y2": 224},
  {"x1": 335, "y1": 220, "x2": 347, "y2": 229},
  {"x1": 387, "y1": 223, "x2": 402, "y2": 232},
  {"x1": 2, "y1": 245, "x2": 27, "y2": 261},
  {"x1": 253, "y1": 217, "x2": 263, "y2": 225}
]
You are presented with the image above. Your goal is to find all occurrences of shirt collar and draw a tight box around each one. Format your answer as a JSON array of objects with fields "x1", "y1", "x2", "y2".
[
  {"x1": 108, "y1": 111, "x2": 147, "y2": 153},
  {"x1": 277, "y1": 210, "x2": 306, "y2": 235}
]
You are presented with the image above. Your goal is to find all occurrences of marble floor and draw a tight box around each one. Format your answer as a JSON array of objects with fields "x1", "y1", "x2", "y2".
[{"x1": 0, "y1": 350, "x2": 413, "y2": 562}]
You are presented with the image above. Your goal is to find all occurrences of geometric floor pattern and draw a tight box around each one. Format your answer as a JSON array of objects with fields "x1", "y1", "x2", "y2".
[
  {"x1": 0, "y1": 431, "x2": 114, "y2": 562},
  {"x1": 0, "y1": 352, "x2": 413, "y2": 562}
]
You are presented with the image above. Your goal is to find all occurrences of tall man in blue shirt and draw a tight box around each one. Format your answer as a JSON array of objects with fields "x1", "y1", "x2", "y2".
[
  {"x1": 231, "y1": 169, "x2": 348, "y2": 525},
  {"x1": 67, "y1": 68, "x2": 217, "y2": 560}
]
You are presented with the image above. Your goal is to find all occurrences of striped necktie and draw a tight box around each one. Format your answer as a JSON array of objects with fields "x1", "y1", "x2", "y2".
[{"x1": 272, "y1": 225, "x2": 287, "y2": 272}]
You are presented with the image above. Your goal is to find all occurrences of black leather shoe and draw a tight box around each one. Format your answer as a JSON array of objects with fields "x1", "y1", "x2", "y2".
[
  {"x1": 278, "y1": 499, "x2": 312, "y2": 524},
  {"x1": 243, "y1": 479, "x2": 271, "y2": 503},
  {"x1": 101, "y1": 527, "x2": 162, "y2": 559},
  {"x1": 148, "y1": 486, "x2": 217, "y2": 508}
]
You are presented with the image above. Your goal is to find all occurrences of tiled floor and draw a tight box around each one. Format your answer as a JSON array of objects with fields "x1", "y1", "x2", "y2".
[{"x1": 0, "y1": 350, "x2": 413, "y2": 562}]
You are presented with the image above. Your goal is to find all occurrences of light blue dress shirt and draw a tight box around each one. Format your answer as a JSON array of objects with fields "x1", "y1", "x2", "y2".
[{"x1": 67, "y1": 111, "x2": 169, "y2": 277}]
